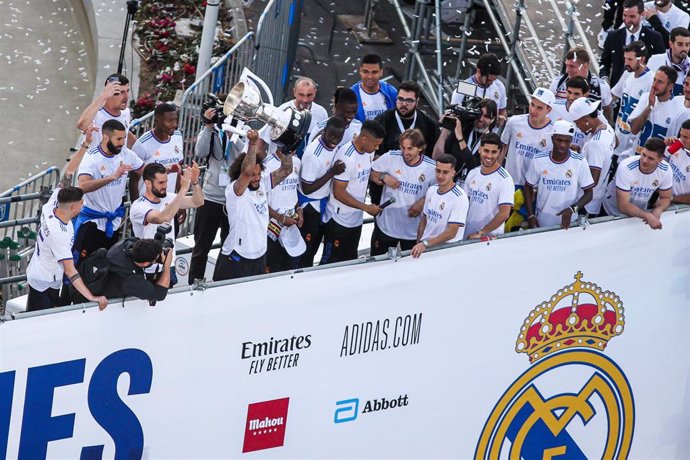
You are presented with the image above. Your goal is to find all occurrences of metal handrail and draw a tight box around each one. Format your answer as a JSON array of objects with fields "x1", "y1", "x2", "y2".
[
  {"x1": 520, "y1": 8, "x2": 556, "y2": 81},
  {"x1": 0, "y1": 167, "x2": 59, "y2": 197},
  {"x1": 254, "y1": 0, "x2": 277, "y2": 40}
]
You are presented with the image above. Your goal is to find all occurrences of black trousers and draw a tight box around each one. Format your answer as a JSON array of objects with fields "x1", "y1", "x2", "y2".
[
  {"x1": 266, "y1": 237, "x2": 298, "y2": 273},
  {"x1": 189, "y1": 200, "x2": 230, "y2": 283},
  {"x1": 73, "y1": 221, "x2": 120, "y2": 265},
  {"x1": 297, "y1": 205, "x2": 324, "y2": 268},
  {"x1": 320, "y1": 219, "x2": 362, "y2": 264},
  {"x1": 26, "y1": 286, "x2": 61, "y2": 312},
  {"x1": 213, "y1": 251, "x2": 266, "y2": 281},
  {"x1": 370, "y1": 222, "x2": 416, "y2": 256}
]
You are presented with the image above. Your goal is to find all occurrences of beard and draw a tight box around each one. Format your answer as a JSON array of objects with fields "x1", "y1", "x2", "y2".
[
  {"x1": 152, "y1": 186, "x2": 167, "y2": 198},
  {"x1": 396, "y1": 106, "x2": 414, "y2": 118},
  {"x1": 248, "y1": 182, "x2": 260, "y2": 191},
  {"x1": 107, "y1": 140, "x2": 122, "y2": 155}
]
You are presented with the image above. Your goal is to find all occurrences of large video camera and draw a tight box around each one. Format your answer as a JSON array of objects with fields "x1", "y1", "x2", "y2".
[
  {"x1": 441, "y1": 81, "x2": 484, "y2": 129},
  {"x1": 201, "y1": 93, "x2": 225, "y2": 125}
]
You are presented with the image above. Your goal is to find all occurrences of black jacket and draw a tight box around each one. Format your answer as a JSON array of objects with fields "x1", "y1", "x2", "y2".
[
  {"x1": 374, "y1": 109, "x2": 439, "y2": 158},
  {"x1": 601, "y1": 26, "x2": 665, "y2": 87},
  {"x1": 103, "y1": 238, "x2": 169, "y2": 302}
]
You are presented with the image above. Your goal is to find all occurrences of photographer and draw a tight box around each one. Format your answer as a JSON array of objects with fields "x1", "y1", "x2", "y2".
[
  {"x1": 189, "y1": 95, "x2": 246, "y2": 283},
  {"x1": 432, "y1": 99, "x2": 498, "y2": 183},
  {"x1": 451, "y1": 54, "x2": 507, "y2": 123},
  {"x1": 102, "y1": 238, "x2": 172, "y2": 302}
]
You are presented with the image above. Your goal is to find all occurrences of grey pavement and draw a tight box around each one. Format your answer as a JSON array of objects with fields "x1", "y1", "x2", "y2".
[
  {"x1": 0, "y1": 0, "x2": 140, "y2": 193},
  {"x1": 0, "y1": 0, "x2": 94, "y2": 192}
]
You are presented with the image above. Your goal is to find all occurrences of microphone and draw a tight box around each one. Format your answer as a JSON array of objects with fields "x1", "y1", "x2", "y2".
[{"x1": 379, "y1": 197, "x2": 396, "y2": 210}]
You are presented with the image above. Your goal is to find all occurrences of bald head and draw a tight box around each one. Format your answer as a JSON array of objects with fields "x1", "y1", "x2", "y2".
[{"x1": 293, "y1": 77, "x2": 317, "y2": 110}]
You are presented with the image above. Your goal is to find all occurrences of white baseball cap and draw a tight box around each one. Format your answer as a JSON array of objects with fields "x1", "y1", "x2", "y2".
[
  {"x1": 552, "y1": 119, "x2": 576, "y2": 137},
  {"x1": 531, "y1": 87, "x2": 555, "y2": 107},
  {"x1": 279, "y1": 225, "x2": 306, "y2": 257},
  {"x1": 568, "y1": 97, "x2": 601, "y2": 121}
]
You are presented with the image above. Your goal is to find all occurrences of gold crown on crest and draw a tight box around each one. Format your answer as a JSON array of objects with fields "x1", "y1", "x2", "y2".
[{"x1": 516, "y1": 272, "x2": 625, "y2": 363}]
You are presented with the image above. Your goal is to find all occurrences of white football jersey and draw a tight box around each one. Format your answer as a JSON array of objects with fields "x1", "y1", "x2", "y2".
[
  {"x1": 421, "y1": 184, "x2": 469, "y2": 242},
  {"x1": 462, "y1": 166, "x2": 514, "y2": 236},
  {"x1": 603, "y1": 155, "x2": 673, "y2": 215},
  {"x1": 501, "y1": 114, "x2": 554, "y2": 186},
  {"x1": 581, "y1": 125, "x2": 617, "y2": 215},
  {"x1": 132, "y1": 130, "x2": 184, "y2": 195},
  {"x1": 89, "y1": 107, "x2": 131, "y2": 148},
  {"x1": 358, "y1": 88, "x2": 388, "y2": 120},
  {"x1": 26, "y1": 189, "x2": 75, "y2": 292},
  {"x1": 129, "y1": 193, "x2": 177, "y2": 274},
  {"x1": 644, "y1": 1, "x2": 689, "y2": 32},
  {"x1": 525, "y1": 151, "x2": 594, "y2": 227},
  {"x1": 314, "y1": 117, "x2": 363, "y2": 150},
  {"x1": 611, "y1": 69, "x2": 654, "y2": 154},
  {"x1": 222, "y1": 180, "x2": 269, "y2": 259},
  {"x1": 268, "y1": 157, "x2": 301, "y2": 214},
  {"x1": 628, "y1": 93, "x2": 677, "y2": 154},
  {"x1": 323, "y1": 141, "x2": 373, "y2": 228},
  {"x1": 77, "y1": 146, "x2": 144, "y2": 232},
  {"x1": 258, "y1": 100, "x2": 329, "y2": 155},
  {"x1": 299, "y1": 136, "x2": 339, "y2": 212},
  {"x1": 372, "y1": 151, "x2": 437, "y2": 240},
  {"x1": 669, "y1": 150, "x2": 690, "y2": 197},
  {"x1": 646, "y1": 53, "x2": 688, "y2": 96}
]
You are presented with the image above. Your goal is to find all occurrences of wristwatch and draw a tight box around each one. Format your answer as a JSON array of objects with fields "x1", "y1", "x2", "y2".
[{"x1": 422, "y1": 240, "x2": 429, "y2": 248}]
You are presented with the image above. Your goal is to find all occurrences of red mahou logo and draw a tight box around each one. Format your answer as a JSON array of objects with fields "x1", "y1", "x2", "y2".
[{"x1": 242, "y1": 397, "x2": 290, "y2": 453}]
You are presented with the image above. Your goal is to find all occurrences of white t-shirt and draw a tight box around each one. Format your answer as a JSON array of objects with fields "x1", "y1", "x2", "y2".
[
  {"x1": 222, "y1": 180, "x2": 269, "y2": 259},
  {"x1": 525, "y1": 151, "x2": 595, "y2": 227},
  {"x1": 132, "y1": 130, "x2": 184, "y2": 195},
  {"x1": 669, "y1": 150, "x2": 690, "y2": 196},
  {"x1": 359, "y1": 88, "x2": 388, "y2": 120},
  {"x1": 628, "y1": 93, "x2": 677, "y2": 154},
  {"x1": 268, "y1": 157, "x2": 301, "y2": 214},
  {"x1": 603, "y1": 155, "x2": 673, "y2": 215},
  {"x1": 669, "y1": 149, "x2": 690, "y2": 197},
  {"x1": 501, "y1": 114, "x2": 554, "y2": 186},
  {"x1": 580, "y1": 125, "x2": 617, "y2": 215},
  {"x1": 451, "y1": 75, "x2": 507, "y2": 110},
  {"x1": 611, "y1": 69, "x2": 654, "y2": 154},
  {"x1": 462, "y1": 166, "x2": 514, "y2": 236},
  {"x1": 77, "y1": 146, "x2": 144, "y2": 232},
  {"x1": 646, "y1": 52, "x2": 688, "y2": 96},
  {"x1": 421, "y1": 184, "x2": 469, "y2": 242},
  {"x1": 299, "y1": 136, "x2": 339, "y2": 212},
  {"x1": 27, "y1": 189, "x2": 75, "y2": 292},
  {"x1": 644, "y1": 2, "x2": 689, "y2": 32},
  {"x1": 258, "y1": 100, "x2": 329, "y2": 155},
  {"x1": 668, "y1": 95, "x2": 690, "y2": 138},
  {"x1": 372, "y1": 151, "x2": 437, "y2": 240},
  {"x1": 89, "y1": 107, "x2": 131, "y2": 148},
  {"x1": 315, "y1": 117, "x2": 363, "y2": 150},
  {"x1": 324, "y1": 141, "x2": 373, "y2": 228},
  {"x1": 129, "y1": 193, "x2": 176, "y2": 274}
]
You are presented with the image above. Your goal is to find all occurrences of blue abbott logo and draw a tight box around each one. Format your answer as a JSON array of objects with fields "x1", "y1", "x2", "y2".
[{"x1": 334, "y1": 398, "x2": 359, "y2": 423}]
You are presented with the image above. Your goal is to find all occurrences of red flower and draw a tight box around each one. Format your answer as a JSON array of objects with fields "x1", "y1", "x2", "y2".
[{"x1": 183, "y1": 63, "x2": 196, "y2": 75}]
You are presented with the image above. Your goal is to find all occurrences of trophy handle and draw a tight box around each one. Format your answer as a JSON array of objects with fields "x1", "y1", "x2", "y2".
[{"x1": 238, "y1": 67, "x2": 274, "y2": 106}]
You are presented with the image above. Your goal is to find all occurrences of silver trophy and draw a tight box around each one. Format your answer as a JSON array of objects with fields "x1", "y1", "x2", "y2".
[{"x1": 223, "y1": 80, "x2": 311, "y2": 151}]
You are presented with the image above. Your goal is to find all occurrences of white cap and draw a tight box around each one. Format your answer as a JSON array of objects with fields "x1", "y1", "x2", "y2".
[
  {"x1": 531, "y1": 87, "x2": 555, "y2": 107},
  {"x1": 552, "y1": 119, "x2": 576, "y2": 137},
  {"x1": 568, "y1": 97, "x2": 601, "y2": 121},
  {"x1": 279, "y1": 225, "x2": 306, "y2": 257}
]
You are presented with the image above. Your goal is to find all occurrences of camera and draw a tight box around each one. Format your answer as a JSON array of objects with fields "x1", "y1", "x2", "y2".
[
  {"x1": 153, "y1": 223, "x2": 174, "y2": 254},
  {"x1": 442, "y1": 81, "x2": 483, "y2": 129},
  {"x1": 201, "y1": 93, "x2": 225, "y2": 125}
]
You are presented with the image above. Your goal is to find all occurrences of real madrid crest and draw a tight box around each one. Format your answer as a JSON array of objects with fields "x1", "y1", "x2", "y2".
[
  {"x1": 540, "y1": 138, "x2": 547, "y2": 148},
  {"x1": 652, "y1": 179, "x2": 659, "y2": 187},
  {"x1": 475, "y1": 273, "x2": 634, "y2": 460},
  {"x1": 419, "y1": 173, "x2": 425, "y2": 183},
  {"x1": 566, "y1": 169, "x2": 573, "y2": 178},
  {"x1": 486, "y1": 182, "x2": 492, "y2": 191},
  {"x1": 439, "y1": 202, "x2": 445, "y2": 210}
]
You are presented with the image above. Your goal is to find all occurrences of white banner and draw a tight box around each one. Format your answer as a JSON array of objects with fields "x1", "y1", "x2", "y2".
[{"x1": 1, "y1": 212, "x2": 689, "y2": 459}]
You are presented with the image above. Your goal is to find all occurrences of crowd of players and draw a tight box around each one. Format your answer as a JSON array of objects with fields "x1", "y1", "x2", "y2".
[{"x1": 23, "y1": 2, "x2": 690, "y2": 310}]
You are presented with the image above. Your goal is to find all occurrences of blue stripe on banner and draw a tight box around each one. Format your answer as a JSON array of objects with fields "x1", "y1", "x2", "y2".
[
  {"x1": 289, "y1": 0, "x2": 296, "y2": 25},
  {"x1": 282, "y1": 62, "x2": 289, "y2": 89}
]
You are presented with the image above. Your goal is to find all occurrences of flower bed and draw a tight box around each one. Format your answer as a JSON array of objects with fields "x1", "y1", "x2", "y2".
[{"x1": 131, "y1": 1, "x2": 237, "y2": 118}]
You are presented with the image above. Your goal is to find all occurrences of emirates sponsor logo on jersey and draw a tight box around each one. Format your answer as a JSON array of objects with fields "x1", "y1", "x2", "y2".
[{"x1": 242, "y1": 397, "x2": 289, "y2": 453}]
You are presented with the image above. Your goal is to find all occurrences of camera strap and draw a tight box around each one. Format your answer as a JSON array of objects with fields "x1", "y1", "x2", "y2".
[{"x1": 395, "y1": 111, "x2": 417, "y2": 134}]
